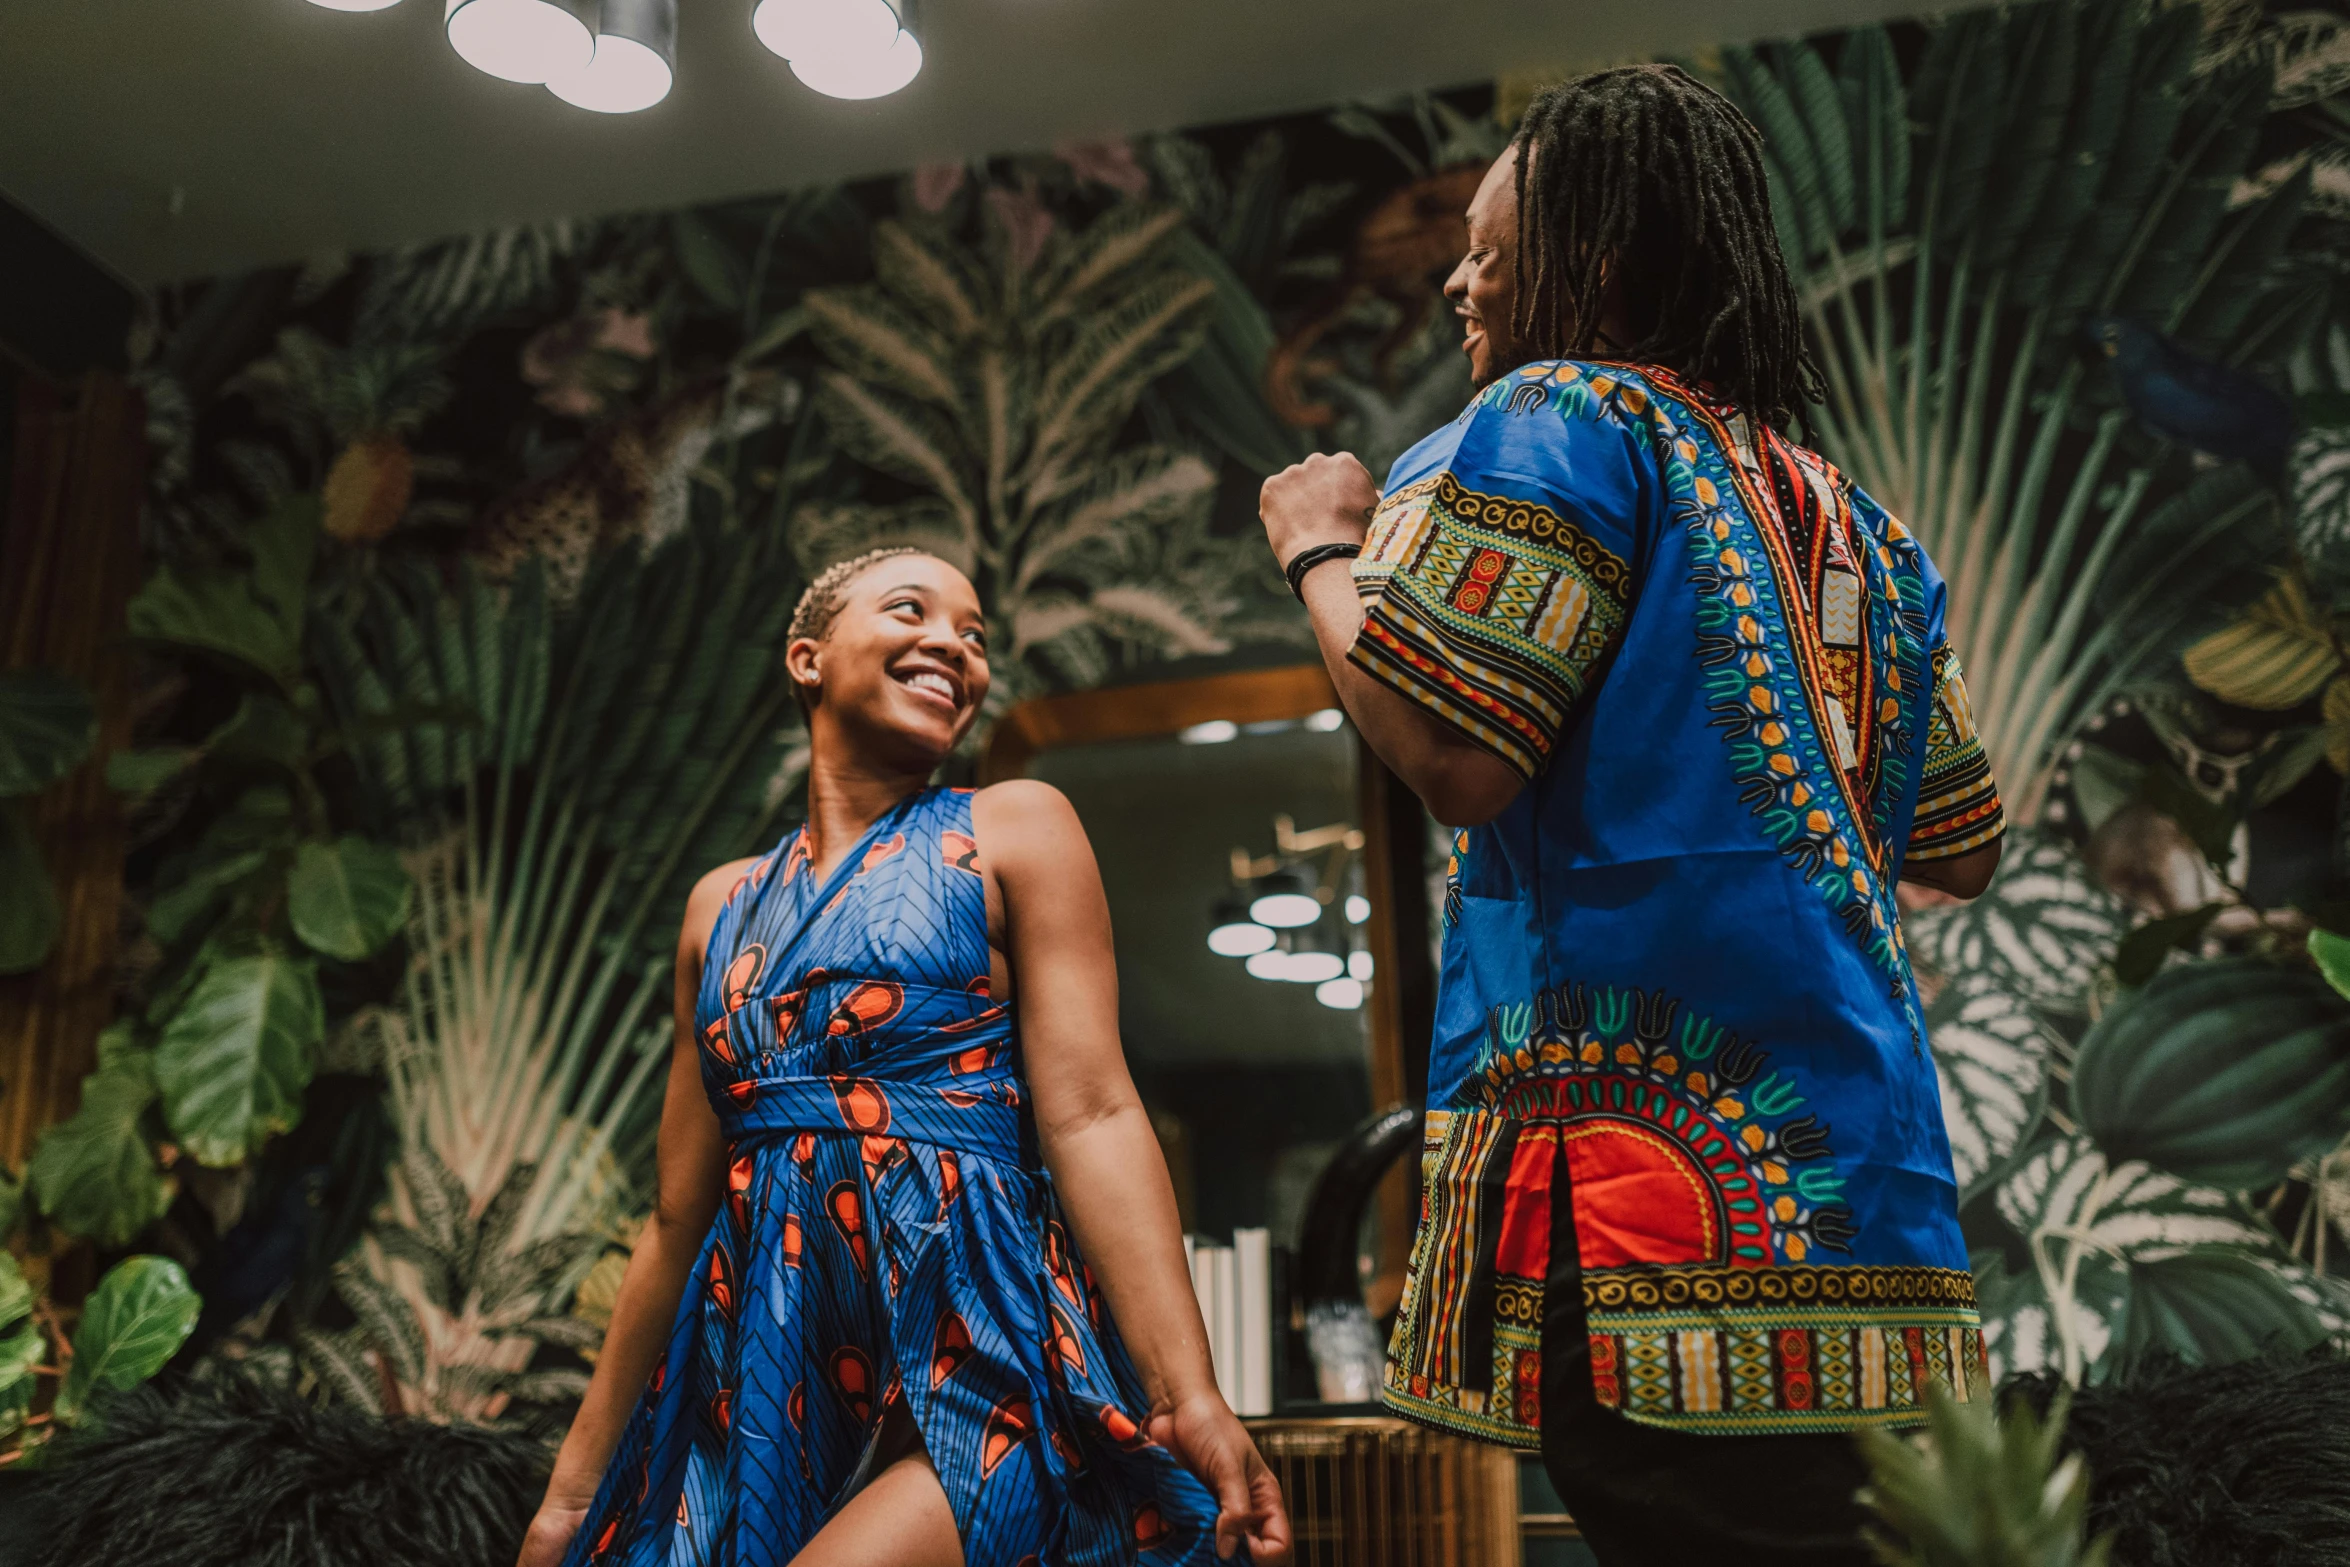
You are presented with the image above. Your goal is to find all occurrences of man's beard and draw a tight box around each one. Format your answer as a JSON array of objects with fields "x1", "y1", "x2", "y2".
[{"x1": 1472, "y1": 331, "x2": 1540, "y2": 391}]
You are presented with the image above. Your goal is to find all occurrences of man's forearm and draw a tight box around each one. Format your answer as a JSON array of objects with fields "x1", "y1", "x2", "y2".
[{"x1": 1295, "y1": 558, "x2": 1523, "y2": 826}]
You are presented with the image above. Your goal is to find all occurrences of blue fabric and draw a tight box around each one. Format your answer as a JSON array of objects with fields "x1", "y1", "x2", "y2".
[
  {"x1": 1362, "y1": 363, "x2": 1986, "y2": 1441},
  {"x1": 563, "y1": 787, "x2": 1230, "y2": 1565}
]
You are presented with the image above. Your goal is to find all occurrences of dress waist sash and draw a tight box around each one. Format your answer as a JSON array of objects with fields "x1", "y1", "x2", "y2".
[{"x1": 715, "y1": 1069, "x2": 1025, "y2": 1164}]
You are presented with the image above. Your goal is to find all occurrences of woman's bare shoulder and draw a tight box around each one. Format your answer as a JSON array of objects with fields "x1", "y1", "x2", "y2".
[
  {"x1": 681, "y1": 855, "x2": 763, "y2": 952},
  {"x1": 971, "y1": 780, "x2": 1084, "y2": 848}
]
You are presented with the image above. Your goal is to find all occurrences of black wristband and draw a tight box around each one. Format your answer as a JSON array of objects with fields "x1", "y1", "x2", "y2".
[{"x1": 1284, "y1": 541, "x2": 1362, "y2": 601}]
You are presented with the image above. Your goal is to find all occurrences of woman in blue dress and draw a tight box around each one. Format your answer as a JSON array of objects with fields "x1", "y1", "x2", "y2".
[{"x1": 518, "y1": 548, "x2": 1292, "y2": 1567}]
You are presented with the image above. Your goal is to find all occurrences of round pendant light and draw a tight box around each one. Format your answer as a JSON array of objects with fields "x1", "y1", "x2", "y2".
[
  {"x1": 1207, "y1": 896, "x2": 1276, "y2": 958},
  {"x1": 752, "y1": 0, "x2": 897, "y2": 62},
  {"x1": 1247, "y1": 866, "x2": 1321, "y2": 930},
  {"x1": 445, "y1": 0, "x2": 596, "y2": 84},
  {"x1": 753, "y1": 0, "x2": 922, "y2": 99},
  {"x1": 1282, "y1": 949, "x2": 1345, "y2": 985},
  {"x1": 548, "y1": 0, "x2": 676, "y2": 111},
  {"x1": 1316, "y1": 977, "x2": 1365, "y2": 1010},
  {"x1": 1243, "y1": 949, "x2": 1292, "y2": 982},
  {"x1": 788, "y1": 25, "x2": 921, "y2": 99}
]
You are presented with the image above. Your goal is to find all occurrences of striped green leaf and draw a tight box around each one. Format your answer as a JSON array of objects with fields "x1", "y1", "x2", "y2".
[
  {"x1": 154, "y1": 948, "x2": 322, "y2": 1166},
  {"x1": 2182, "y1": 574, "x2": 2341, "y2": 709}
]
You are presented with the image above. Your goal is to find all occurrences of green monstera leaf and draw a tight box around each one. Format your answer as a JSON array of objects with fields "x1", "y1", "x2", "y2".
[
  {"x1": 27, "y1": 1045, "x2": 174, "y2": 1246},
  {"x1": 0, "y1": 669, "x2": 96, "y2": 797},
  {"x1": 1983, "y1": 1134, "x2": 2310, "y2": 1383},
  {"x1": 1928, "y1": 971, "x2": 2054, "y2": 1198},
  {"x1": 1906, "y1": 834, "x2": 2124, "y2": 1013},
  {"x1": 2071, "y1": 957, "x2": 2350, "y2": 1190},
  {"x1": 145, "y1": 786, "x2": 296, "y2": 947},
  {"x1": 127, "y1": 497, "x2": 318, "y2": 687},
  {"x1": 154, "y1": 949, "x2": 323, "y2": 1166},
  {"x1": 287, "y1": 837, "x2": 412, "y2": 961},
  {"x1": 53, "y1": 1256, "x2": 200, "y2": 1424}
]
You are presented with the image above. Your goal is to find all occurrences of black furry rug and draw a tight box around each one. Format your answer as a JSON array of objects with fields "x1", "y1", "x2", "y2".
[
  {"x1": 0, "y1": 1378, "x2": 550, "y2": 1567},
  {"x1": 2005, "y1": 1351, "x2": 2350, "y2": 1566}
]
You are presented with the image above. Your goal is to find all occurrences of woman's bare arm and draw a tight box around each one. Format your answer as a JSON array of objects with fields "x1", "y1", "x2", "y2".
[
  {"x1": 515, "y1": 861, "x2": 743, "y2": 1567},
  {"x1": 976, "y1": 781, "x2": 1291, "y2": 1565}
]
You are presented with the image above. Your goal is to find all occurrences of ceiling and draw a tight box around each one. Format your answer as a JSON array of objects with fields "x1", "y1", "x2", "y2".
[{"x1": 1, "y1": 0, "x2": 1928, "y2": 287}]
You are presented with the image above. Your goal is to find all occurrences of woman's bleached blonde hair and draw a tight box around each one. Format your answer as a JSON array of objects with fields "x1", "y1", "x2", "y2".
[{"x1": 786, "y1": 546, "x2": 931, "y2": 645}]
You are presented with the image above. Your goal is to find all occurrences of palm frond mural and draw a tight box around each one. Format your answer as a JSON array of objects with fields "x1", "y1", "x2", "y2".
[
  {"x1": 801, "y1": 201, "x2": 1296, "y2": 702},
  {"x1": 299, "y1": 527, "x2": 801, "y2": 1419},
  {"x1": 1717, "y1": 2, "x2": 2301, "y2": 822}
]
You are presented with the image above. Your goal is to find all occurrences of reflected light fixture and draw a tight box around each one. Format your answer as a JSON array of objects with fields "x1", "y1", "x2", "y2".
[
  {"x1": 1283, "y1": 950, "x2": 1345, "y2": 985},
  {"x1": 1178, "y1": 719, "x2": 1239, "y2": 745},
  {"x1": 1344, "y1": 893, "x2": 1370, "y2": 925},
  {"x1": 308, "y1": 0, "x2": 404, "y2": 11},
  {"x1": 1243, "y1": 950, "x2": 1292, "y2": 982},
  {"x1": 1248, "y1": 867, "x2": 1321, "y2": 930},
  {"x1": 1305, "y1": 708, "x2": 1345, "y2": 732},
  {"x1": 1207, "y1": 896, "x2": 1276, "y2": 958},
  {"x1": 1316, "y1": 977, "x2": 1365, "y2": 1010},
  {"x1": 445, "y1": 0, "x2": 595, "y2": 83},
  {"x1": 1348, "y1": 949, "x2": 1374, "y2": 981},
  {"x1": 548, "y1": 0, "x2": 677, "y2": 111},
  {"x1": 752, "y1": 0, "x2": 923, "y2": 99}
]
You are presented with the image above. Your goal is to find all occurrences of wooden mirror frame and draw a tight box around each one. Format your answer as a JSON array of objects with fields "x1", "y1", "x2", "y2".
[{"x1": 982, "y1": 664, "x2": 1434, "y2": 1304}]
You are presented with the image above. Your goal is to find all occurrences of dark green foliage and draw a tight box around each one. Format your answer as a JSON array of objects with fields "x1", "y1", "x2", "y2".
[{"x1": 2072, "y1": 958, "x2": 2350, "y2": 1188}]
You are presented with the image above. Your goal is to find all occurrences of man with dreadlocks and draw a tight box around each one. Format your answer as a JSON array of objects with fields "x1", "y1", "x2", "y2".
[{"x1": 1259, "y1": 66, "x2": 2006, "y2": 1565}]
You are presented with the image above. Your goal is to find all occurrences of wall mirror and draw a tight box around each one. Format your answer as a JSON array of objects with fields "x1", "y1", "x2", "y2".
[{"x1": 984, "y1": 665, "x2": 1432, "y2": 1361}]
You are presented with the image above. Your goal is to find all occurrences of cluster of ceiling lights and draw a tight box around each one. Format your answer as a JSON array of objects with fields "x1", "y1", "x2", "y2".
[
  {"x1": 1208, "y1": 868, "x2": 1375, "y2": 1012},
  {"x1": 306, "y1": 0, "x2": 922, "y2": 113}
]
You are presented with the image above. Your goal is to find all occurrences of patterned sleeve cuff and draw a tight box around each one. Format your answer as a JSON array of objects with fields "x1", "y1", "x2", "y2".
[
  {"x1": 1907, "y1": 646, "x2": 2007, "y2": 862},
  {"x1": 1347, "y1": 472, "x2": 1632, "y2": 780}
]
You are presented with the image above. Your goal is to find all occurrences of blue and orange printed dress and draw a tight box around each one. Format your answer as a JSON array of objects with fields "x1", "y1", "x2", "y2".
[
  {"x1": 1357, "y1": 362, "x2": 2006, "y2": 1445},
  {"x1": 561, "y1": 787, "x2": 1229, "y2": 1566}
]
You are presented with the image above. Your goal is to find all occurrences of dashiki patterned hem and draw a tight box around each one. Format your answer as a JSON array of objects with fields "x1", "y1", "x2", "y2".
[{"x1": 1379, "y1": 985, "x2": 1982, "y2": 1444}]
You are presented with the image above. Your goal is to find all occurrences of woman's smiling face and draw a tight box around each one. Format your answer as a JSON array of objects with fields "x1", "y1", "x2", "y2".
[{"x1": 791, "y1": 554, "x2": 991, "y2": 767}]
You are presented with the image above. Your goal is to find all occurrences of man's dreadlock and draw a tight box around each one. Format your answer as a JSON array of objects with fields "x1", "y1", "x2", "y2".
[{"x1": 1511, "y1": 64, "x2": 1824, "y2": 430}]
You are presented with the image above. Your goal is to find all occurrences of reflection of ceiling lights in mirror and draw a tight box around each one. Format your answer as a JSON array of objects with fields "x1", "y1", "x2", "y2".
[
  {"x1": 1243, "y1": 950, "x2": 1292, "y2": 981},
  {"x1": 1316, "y1": 977, "x2": 1365, "y2": 1010},
  {"x1": 1248, "y1": 866, "x2": 1322, "y2": 929},
  {"x1": 1349, "y1": 949, "x2": 1374, "y2": 981},
  {"x1": 1178, "y1": 719, "x2": 1239, "y2": 745},
  {"x1": 1283, "y1": 951, "x2": 1345, "y2": 984},
  {"x1": 444, "y1": 0, "x2": 596, "y2": 83},
  {"x1": 1208, "y1": 920, "x2": 1276, "y2": 957},
  {"x1": 1306, "y1": 708, "x2": 1345, "y2": 732},
  {"x1": 308, "y1": 0, "x2": 403, "y2": 11},
  {"x1": 1344, "y1": 894, "x2": 1370, "y2": 924},
  {"x1": 547, "y1": 0, "x2": 677, "y2": 111}
]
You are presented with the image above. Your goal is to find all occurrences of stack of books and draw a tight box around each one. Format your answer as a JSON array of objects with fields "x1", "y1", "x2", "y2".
[{"x1": 1183, "y1": 1229, "x2": 1273, "y2": 1417}]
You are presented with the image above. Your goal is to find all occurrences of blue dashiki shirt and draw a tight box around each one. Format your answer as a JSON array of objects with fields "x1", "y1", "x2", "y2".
[{"x1": 1355, "y1": 360, "x2": 2006, "y2": 1443}]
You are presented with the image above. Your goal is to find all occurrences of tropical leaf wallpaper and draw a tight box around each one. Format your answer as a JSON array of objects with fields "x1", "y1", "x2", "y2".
[{"x1": 11, "y1": 0, "x2": 2350, "y2": 1439}]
